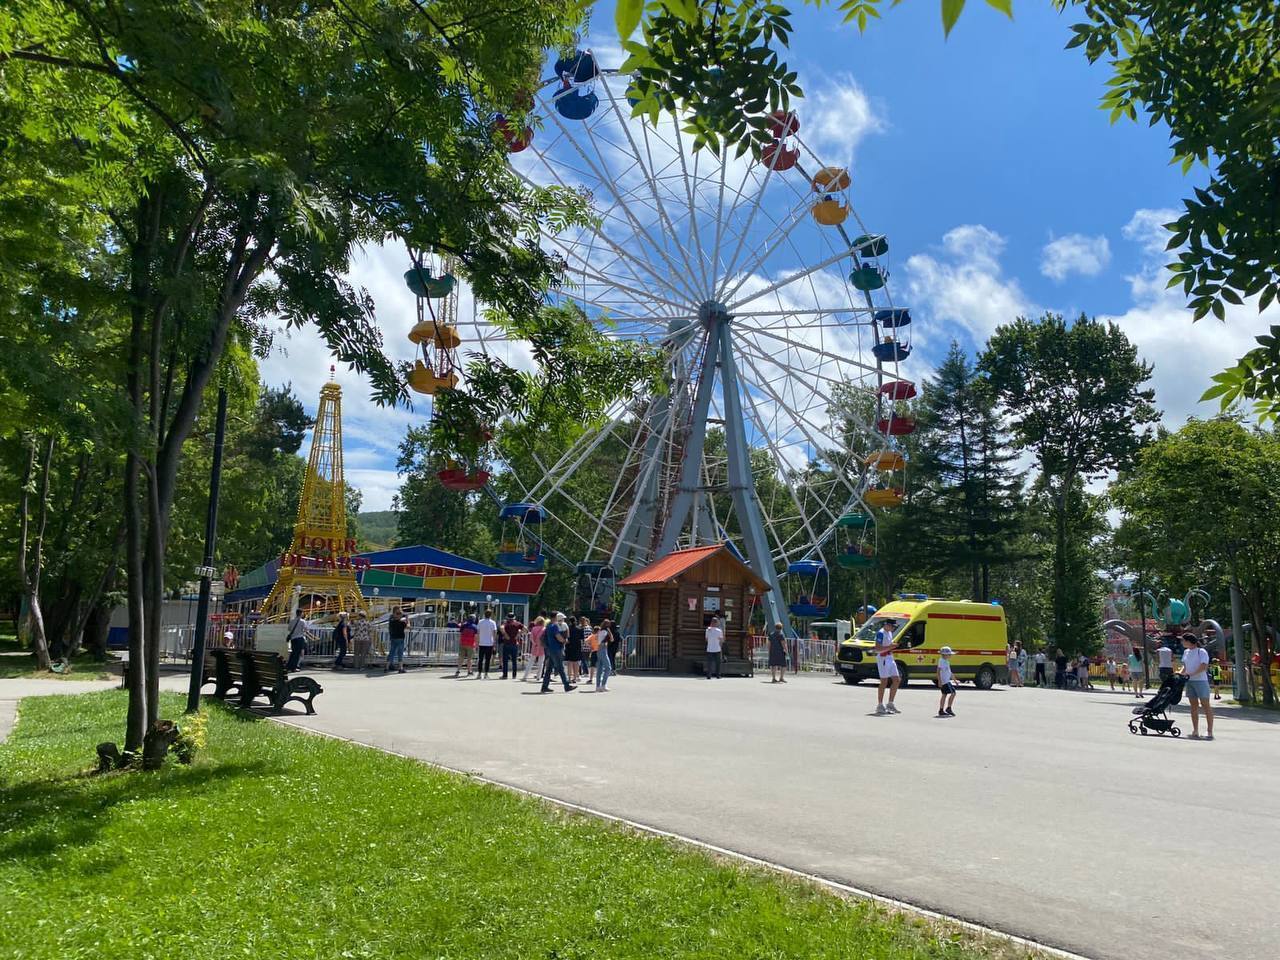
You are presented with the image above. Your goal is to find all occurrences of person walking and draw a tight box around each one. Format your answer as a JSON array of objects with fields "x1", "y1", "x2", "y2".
[
  {"x1": 768, "y1": 621, "x2": 788, "y2": 683},
  {"x1": 285, "y1": 609, "x2": 311, "y2": 672},
  {"x1": 386, "y1": 606, "x2": 407, "y2": 673},
  {"x1": 577, "y1": 616, "x2": 592, "y2": 680},
  {"x1": 351, "y1": 609, "x2": 372, "y2": 670},
  {"x1": 1033, "y1": 649, "x2": 1047, "y2": 687},
  {"x1": 539, "y1": 612, "x2": 575, "y2": 693},
  {"x1": 1155, "y1": 637, "x2": 1175, "y2": 682},
  {"x1": 1180, "y1": 633, "x2": 1214, "y2": 740},
  {"x1": 587, "y1": 620, "x2": 601, "y2": 685},
  {"x1": 874, "y1": 618, "x2": 901, "y2": 714},
  {"x1": 594, "y1": 619, "x2": 613, "y2": 691},
  {"x1": 704, "y1": 616, "x2": 724, "y2": 679},
  {"x1": 1077, "y1": 655, "x2": 1091, "y2": 690},
  {"x1": 936, "y1": 645, "x2": 958, "y2": 717},
  {"x1": 1210, "y1": 658, "x2": 1223, "y2": 700},
  {"x1": 476, "y1": 608, "x2": 498, "y2": 678},
  {"x1": 564, "y1": 617, "x2": 585, "y2": 684},
  {"x1": 522, "y1": 616, "x2": 546, "y2": 681},
  {"x1": 500, "y1": 613, "x2": 524, "y2": 679},
  {"x1": 1015, "y1": 642, "x2": 1027, "y2": 688},
  {"x1": 1128, "y1": 646, "x2": 1145, "y2": 697},
  {"x1": 456, "y1": 615, "x2": 477, "y2": 677},
  {"x1": 1053, "y1": 648, "x2": 1068, "y2": 689},
  {"x1": 332, "y1": 611, "x2": 352, "y2": 669}
]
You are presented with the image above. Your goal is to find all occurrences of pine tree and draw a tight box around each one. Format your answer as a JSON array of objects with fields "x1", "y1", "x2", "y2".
[{"x1": 914, "y1": 342, "x2": 1024, "y2": 601}]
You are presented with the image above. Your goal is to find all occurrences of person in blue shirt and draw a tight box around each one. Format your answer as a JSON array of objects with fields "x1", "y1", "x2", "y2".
[{"x1": 539, "y1": 611, "x2": 576, "y2": 693}]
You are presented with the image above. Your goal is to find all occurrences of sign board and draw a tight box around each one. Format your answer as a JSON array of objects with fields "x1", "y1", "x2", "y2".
[{"x1": 254, "y1": 623, "x2": 289, "y2": 656}]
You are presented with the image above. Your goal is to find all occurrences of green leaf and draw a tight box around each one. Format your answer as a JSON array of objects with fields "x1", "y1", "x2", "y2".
[
  {"x1": 985, "y1": 0, "x2": 1013, "y2": 15},
  {"x1": 942, "y1": 0, "x2": 966, "y2": 37},
  {"x1": 615, "y1": 0, "x2": 644, "y2": 40}
]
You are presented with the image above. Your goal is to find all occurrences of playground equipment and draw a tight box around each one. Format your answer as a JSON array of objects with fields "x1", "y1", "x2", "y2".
[{"x1": 472, "y1": 53, "x2": 915, "y2": 635}]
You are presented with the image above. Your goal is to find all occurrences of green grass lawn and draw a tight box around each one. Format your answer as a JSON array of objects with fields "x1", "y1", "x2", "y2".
[
  {"x1": 0, "y1": 641, "x2": 120, "y2": 681},
  {"x1": 0, "y1": 692, "x2": 1040, "y2": 960}
]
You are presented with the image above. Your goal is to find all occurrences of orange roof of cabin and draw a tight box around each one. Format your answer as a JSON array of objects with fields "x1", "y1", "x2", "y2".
[{"x1": 618, "y1": 545, "x2": 725, "y2": 586}]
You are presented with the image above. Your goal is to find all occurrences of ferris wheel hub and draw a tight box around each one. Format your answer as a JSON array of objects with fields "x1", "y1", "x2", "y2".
[{"x1": 697, "y1": 300, "x2": 731, "y2": 329}]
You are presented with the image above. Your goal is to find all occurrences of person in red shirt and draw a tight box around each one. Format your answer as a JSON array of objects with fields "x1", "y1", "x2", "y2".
[{"x1": 455, "y1": 615, "x2": 477, "y2": 678}]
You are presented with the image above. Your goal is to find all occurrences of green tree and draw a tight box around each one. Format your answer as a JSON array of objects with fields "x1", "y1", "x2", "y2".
[
  {"x1": 913, "y1": 342, "x2": 1024, "y2": 601},
  {"x1": 981, "y1": 313, "x2": 1158, "y2": 651},
  {"x1": 1112, "y1": 418, "x2": 1280, "y2": 705}
]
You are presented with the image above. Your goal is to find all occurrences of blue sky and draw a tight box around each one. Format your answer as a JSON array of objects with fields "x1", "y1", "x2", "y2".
[{"x1": 263, "y1": 2, "x2": 1274, "y2": 510}]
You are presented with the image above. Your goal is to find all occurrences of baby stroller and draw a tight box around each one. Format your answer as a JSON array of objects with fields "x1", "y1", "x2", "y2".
[{"x1": 1128, "y1": 673, "x2": 1188, "y2": 737}]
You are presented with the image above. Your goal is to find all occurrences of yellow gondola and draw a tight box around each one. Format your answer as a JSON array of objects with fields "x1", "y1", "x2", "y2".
[
  {"x1": 864, "y1": 488, "x2": 904, "y2": 508},
  {"x1": 408, "y1": 321, "x2": 461, "y2": 348},
  {"x1": 811, "y1": 166, "x2": 851, "y2": 192},
  {"x1": 408, "y1": 360, "x2": 458, "y2": 395},
  {"x1": 812, "y1": 197, "x2": 849, "y2": 226},
  {"x1": 866, "y1": 450, "x2": 906, "y2": 471}
]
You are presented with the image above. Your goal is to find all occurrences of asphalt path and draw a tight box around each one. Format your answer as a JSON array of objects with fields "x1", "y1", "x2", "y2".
[{"x1": 13, "y1": 664, "x2": 1271, "y2": 959}]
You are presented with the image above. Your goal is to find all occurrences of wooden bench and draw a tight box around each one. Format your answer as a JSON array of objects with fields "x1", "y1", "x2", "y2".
[{"x1": 201, "y1": 649, "x2": 323, "y2": 714}]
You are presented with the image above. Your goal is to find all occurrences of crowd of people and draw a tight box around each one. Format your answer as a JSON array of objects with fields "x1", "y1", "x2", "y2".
[{"x1": 444, "y1": 609, "x2": 622, "y2": 693}]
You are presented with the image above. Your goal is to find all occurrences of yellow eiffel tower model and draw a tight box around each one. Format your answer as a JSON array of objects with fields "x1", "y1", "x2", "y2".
[{"x1": 261, "y1": 371, "x2": 369, "y2": 619}]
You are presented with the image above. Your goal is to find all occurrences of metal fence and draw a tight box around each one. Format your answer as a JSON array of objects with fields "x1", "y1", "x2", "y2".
[
  {"x1": 623, "y1": 635, "x2": 671, "y2": 672},
  {"x1": 750, "y1": 635, "x2": 836, "y2": 673}
]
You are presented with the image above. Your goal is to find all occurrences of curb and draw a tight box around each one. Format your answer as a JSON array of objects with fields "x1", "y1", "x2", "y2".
[{"x1": 270, "y1": 715, "x2": 1097, "y2": 960}]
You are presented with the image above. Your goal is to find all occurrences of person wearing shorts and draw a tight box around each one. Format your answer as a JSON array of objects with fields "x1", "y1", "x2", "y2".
[
  {"x1": 1155, "y1": 639, "x2": 1174, "y2": 682},
  {"x1": 1106, "y1": 656, "x2": 1118, "y2": 690},
  {"x1": 1180, "y1": 634, "x2": 1213, "y2": 739},
  {"x1": 874, "y1": 620, "x2": 900, "y2": 715},
  {"x1": 936, "y1": 646, "x2": 958, "y2": 717}
]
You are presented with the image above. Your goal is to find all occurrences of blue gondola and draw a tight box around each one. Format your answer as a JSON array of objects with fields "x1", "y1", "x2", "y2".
[
  {"x1": 574, "y1": 562, "x2": 616, "y2": 618},
  {"x1": 554, "y1": 50, "x2": 599, "y2": 84},
  {"x1": 786, "y1": 560, "x2": 830, "y2": 618},
  {"x1": 872, "y1": 338, "x2": 912, "y2": 363},
  {"x1": 555, "y1": 88, "x2": 599, "y2": 120},
  {"x1": 496, "y1": 503, "x2": 547, "y2": 571},
  {"x1": 874, "y1": 308, "x2": 912, "y2": 328}
]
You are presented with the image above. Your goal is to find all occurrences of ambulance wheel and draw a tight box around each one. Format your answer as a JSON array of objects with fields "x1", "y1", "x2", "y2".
[
  {"x1": 974, "y1": 665, "x2": 996, "y2": 690},
  {"x1": 895, "y1": 661, "x2": 909, "y2": 688},
  {"x1": 842, "y1": 674, "x2": 861, "y2": 685}
]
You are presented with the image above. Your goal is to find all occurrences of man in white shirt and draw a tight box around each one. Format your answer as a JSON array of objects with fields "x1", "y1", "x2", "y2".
[
  {"x1": 285, "y1": 610, "x2": 310, "y2": 672},
  {"x1": 1033, "y1": 650, "x2": 1047, "y2": 687},
  {"x1": 1155, "y1": 638, "x2": 1175, "y2": 682},
  {"x1": 704, "y1": 617, "x2": 724, "y2": 679},
  {"x1": 874, "y1": 619, "x2": 901, "y2": 715},
  {"x1": 476, "y1": 609, "x2": 498, "y2": 678}
]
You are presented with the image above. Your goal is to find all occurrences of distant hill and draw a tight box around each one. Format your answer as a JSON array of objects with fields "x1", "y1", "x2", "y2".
[{"x1": 355, "y1": 510, "x2": 399, "y2": 551}]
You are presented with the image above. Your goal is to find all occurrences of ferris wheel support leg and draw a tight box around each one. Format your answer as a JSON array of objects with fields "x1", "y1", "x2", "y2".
[
  {"x1": 651, "y1": 324, "x2": 722, "y2": 562},
  {"x1": 717, "y1": 326, "x2": 794, "y2": 639}
]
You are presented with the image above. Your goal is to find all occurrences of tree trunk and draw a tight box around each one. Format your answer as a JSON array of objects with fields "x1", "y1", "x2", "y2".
[
  {"x1": 83, "y1": 595, "x2": 113, "y2": 662},
  {"x1": 1053, "y1": 484, "x2": 1069, "y2": 651},
  {"x1": 16, "y1": 436, "x2": 55, "y2": 672}
]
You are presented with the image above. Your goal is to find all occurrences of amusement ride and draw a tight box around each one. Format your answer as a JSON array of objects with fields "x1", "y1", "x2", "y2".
[{"x1": 404, "y1": 51, "x2": 918, "y2": 637}]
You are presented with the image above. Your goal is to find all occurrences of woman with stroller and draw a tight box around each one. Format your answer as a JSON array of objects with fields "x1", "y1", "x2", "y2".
[{"x1": 1180, "y1": 633, "x2": 1214, "y2": 740}]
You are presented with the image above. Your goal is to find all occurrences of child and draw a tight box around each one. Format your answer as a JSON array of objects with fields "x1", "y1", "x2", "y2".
[
  {"x1": 1106, "y1": 656, "x2": 1118, "y2": 690},
  {"x1": 936, "y1": 645, "x2": 957, "y2": 717},
  {"x1": 1210, "y1": 658, "x2": 1223, "y2": 700}
]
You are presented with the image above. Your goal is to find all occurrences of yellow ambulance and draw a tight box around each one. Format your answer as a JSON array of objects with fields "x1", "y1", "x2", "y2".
[{"x1": 833, "y1": 595, "x2": 1009, "y2": 689}]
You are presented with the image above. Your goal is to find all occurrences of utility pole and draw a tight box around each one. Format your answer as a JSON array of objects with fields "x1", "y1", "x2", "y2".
[
  {"x1": 1230, "y1": 582, "x2": 1249, "y2": 703},
  {"x1": 186, "y1": 387, "x2": 228, "y2": 713}
]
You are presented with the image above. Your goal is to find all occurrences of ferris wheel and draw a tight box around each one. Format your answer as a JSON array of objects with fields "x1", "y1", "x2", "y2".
[{"x1": 445, "y1": 51, "x2": 917, "y2": 633}]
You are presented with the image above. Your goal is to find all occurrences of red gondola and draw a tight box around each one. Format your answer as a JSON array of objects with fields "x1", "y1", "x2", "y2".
[
  {"x1": 437, "y1": 468, "x2": 491, "y2": 492},
  {"x1": 876, "y1": 416, "x2": 917, "y2": 437},
  {"x1": 878, "y1": 380, "x2": 917, "y2": 401}
]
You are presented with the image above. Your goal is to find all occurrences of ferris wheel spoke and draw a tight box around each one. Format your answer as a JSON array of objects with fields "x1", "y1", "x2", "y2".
[
  {"x1": 511, "y1": 163, "x2": 699, "y2": 309},
  {"x1": 734, "y1": 324, "x2": 882, "y2": 379},
  {"x1": 726, "y1": 242, "x2": 859, "y2": 313},
  {"x1": 543, "y1": 94, "x2": 707, "y2": 304},
  {"x1": 671, "y1": 120, "x2": 712, "y2": 298},
  {"x1": 736, "y1": 345, "x2": 868, "y2": 498}
]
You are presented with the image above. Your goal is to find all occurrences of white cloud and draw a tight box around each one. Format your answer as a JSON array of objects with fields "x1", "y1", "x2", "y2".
[
  {"x1": 1040, "y1": 233, "x2": 1112, "y2": 281},
  {"x1": 903, "y1": 224, "x2": 1037, "y2": 348},
  {"x1": 1100, "y1": 208, "x2": 1274, "y2": 428},
  {"x1": 801, "y1": 74, "x2": 885, "y2": 165}
]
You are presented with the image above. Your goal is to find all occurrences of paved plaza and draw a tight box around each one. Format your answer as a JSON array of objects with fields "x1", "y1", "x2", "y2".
[{"x1": 270, "y1": 667, "x2": 1277, "y2": 960}]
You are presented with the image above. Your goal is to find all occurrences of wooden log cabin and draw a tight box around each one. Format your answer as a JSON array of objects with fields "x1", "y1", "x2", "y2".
[{"x1": 618, "y1": 543, "x2": 770, "y2": 676}]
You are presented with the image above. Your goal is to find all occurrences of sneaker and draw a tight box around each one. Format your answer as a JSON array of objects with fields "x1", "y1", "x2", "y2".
[
  {"x1": 1189, "y1": 732, "x2": 1201, "y2": 740},
  {"x1": 937, "y1": 710, "x2": 946, "y2": 718},
  {"x1": 886, "y1": 703, "x2": 900, "y2": 714},
  {"x1": 398, "y1": 667, "x2": 406, "y2": 674},
  {"x1": 1205, "y1": 733, "x2": 1214, "y2": 741},
  {"x1": 944, "y1": 708, "x2": 955, "y2": 717},
  {"x1": 875, "y1": 704, "x2": 887, "y2": 715}
]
